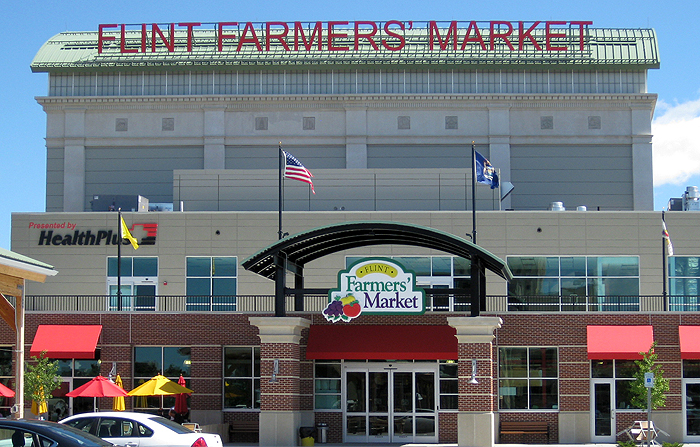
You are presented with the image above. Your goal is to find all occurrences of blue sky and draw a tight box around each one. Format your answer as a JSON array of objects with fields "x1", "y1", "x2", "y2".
[{"x1": 2, "y1": 0, "x2": 699, "y2": 249}]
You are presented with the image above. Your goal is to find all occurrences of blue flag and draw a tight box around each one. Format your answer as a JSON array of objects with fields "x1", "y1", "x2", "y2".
[{"x1": 475, "y1": 151, "x2": 499, "y2": 189}]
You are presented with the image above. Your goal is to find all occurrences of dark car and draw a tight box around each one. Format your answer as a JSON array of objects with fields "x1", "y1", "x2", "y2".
[{"x1": 0, "y1": 418, "x2": 113, "y2": 447}]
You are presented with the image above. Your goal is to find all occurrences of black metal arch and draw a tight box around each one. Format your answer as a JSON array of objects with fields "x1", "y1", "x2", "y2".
[{"x1": 242, "y1": 221, "x2": 512, "y2": 317}]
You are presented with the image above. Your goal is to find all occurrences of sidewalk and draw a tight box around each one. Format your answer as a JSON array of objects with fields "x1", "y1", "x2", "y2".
[{"x1": 221, "y1": 444, "x2": 624, "y2": 447}]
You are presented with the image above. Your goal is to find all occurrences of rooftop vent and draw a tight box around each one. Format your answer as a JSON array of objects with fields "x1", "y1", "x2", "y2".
[
  {"x1": 685, "y1": 186, "x2": 700, "y2": 211},
  {"x1": 549, "y1": 202, "x2": 565, "y2": 211}
]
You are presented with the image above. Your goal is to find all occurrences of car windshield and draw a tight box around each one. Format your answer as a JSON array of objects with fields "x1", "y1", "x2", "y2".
[{"x1": 147, "y1": 416, "x2": 193, "y2": 434}]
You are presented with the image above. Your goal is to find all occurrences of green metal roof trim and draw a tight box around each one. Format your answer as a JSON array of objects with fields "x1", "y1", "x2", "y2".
[
  {"x1": 242, "y1": 221, "x2": 512, "y2": 282},
  {"x1": 0, "y1": 247, "x2": 56, "y2": 273},
  {"x1": 31, "y1": 24, "x2": 659, "y2": 72}
]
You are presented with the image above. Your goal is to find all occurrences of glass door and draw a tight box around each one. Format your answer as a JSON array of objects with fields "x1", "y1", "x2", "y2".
[
  {"x1": 683, "y1": 380, "x2": 700, "y2": 440},
  {"x1": 108, "y1": 282, "x2": 156, "y2": 311},
  {"x1": 417, "y1": 278, "x2": 453, "y2": 311},
  {"x1": 344, "y1": 363, "x2": 437, "y2": 443},
  {"x1": 591, "y1": 380, "x2": 615, "y2": 442}
]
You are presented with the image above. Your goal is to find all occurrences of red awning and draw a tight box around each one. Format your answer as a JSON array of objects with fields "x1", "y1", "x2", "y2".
[
  {"x1": 680, "y1": 326, "x2": 700, "y2": 359},
  {"x1": 306, "y1": 325, "x2": 457, "y2": 360},
  {"x1": 30, "y1": 325, "x2": 102, "y2": 359},
  {"x1": 587, "y1": 325, "x2": 654, "y2": 360}
]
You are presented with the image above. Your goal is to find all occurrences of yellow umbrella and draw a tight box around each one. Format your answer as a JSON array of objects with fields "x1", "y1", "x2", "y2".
[
  {"x1": 127, "y1": 374, "x2": 193, "y2": 396},
  {"x1": 113, "y1": 374, "x2": 126, "y2": 411}
]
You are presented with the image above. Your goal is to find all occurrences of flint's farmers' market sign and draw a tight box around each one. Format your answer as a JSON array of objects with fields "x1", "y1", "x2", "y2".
[
  {"x1": 323, "y1": 258, "x2": 425, "y2": 322},
  {"x1": 98, "y1": 20, "x2": 593, "y2": 54}
]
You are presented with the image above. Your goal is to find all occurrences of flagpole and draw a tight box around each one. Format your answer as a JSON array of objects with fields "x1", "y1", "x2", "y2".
[
  {"x1": 278, "y1": 143, "x2": 284, "y2": 240},
  {"x1": 471, "y1": 141, "x2": 477, "y2": 244},
  {"x1": 117, "y1": 209, "x2": 122, "y2": 312},
  {"x1": 662, "y1": 210, "x2": 668, "y2": 311}
]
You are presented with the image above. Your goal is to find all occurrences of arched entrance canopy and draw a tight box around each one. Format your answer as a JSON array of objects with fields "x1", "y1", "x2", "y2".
[{"x1": 242, "y1": 221, "x2": 512, "y2": 316}]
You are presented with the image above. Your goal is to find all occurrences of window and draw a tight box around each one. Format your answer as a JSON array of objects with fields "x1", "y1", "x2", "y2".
[
  {"x1": 439, "y1": 360, "x2": 458, "y2": 410},
  {"x1": 591, "y1": 359, "x2": 639, "y2": 410},
  {"x1": 224, "y1": 347, "x2": 260, "y2": 410},
  {"x1": 0, "y1": 348, "x2": 12, "y2": 417},
  {"x1": 133, "y1": 347, "x2": 191, "y2": 411},
  {"x1": 314, "y1": 361, "x2": 341, "y2": 410},
  {"x1": 669, "y1": 256, "x2": 700, "y2": 311},
  {"x1": 186, "y1": 257, "x2": 237, "y2": 311},
  {"x1": 107, "y1": 257, "x2": 158, "y2": 311},
  {"x1": 507, "y1": 256, "x2": 640, "y2": 311},
  {"x1": 499, "y1": 347, "x2": 558, "y2": 410},
  {"x1": 47, "y1": 68, "x2": 646, "y2": 98},
  {"x1": 684, "y1": 360, "x2": 700, "y2": 378}
]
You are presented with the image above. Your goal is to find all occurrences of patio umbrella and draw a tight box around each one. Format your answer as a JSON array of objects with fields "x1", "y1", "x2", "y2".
[
  {"x1": 174, "y1": 375, "x2": 189, "y2": 415},
  {"x1": 66, "y1": 375, "x2": 129, "y2": 398},
  {"x1": 127, "y1": 374, "x2": 193, "y2": 396},
  {"x1": 113, "y1": 374, "x2": 126, "y2": 411},
  {"x1": 0, "y1": 382, "x2": 15, "y2": 397}
]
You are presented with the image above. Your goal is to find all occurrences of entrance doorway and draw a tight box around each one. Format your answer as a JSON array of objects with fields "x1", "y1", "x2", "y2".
[
  {"x1": 48, "y1": 379, "x2": 94, "y2": 421},
  {"x1": 107, "y1": 282, "x2": 156, "y2": 311},
  {"x1": 591, "y1": 380, "x2": 615, "y2": 442},
  {"x1": 683, "y1": 379, "x2": 700, "y2": 440},
  {"x1": 344, "y1": 363, "x2": 437, "y2": 443}
]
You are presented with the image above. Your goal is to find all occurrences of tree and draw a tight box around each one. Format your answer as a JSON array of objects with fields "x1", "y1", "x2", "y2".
[
  {"x1": 24, "y1": 351, "x2": 61, "y2": 415},
  {"x1": 630, "y1": 342, "x2": 669, "y2": 410}
]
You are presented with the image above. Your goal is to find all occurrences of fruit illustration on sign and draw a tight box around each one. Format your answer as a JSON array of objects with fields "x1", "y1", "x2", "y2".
[
  {"x1": 322, "y1": 295, "x2": 362, "y2": 322},
  {"x1": 342, "y1": 295, "x2": 362, "y2": 318}
]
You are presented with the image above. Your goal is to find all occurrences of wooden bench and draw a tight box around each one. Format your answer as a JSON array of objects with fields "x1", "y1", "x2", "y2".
[
  {"x1": 228, "y1": 421, "x2": 259, "y2": 442},
  {"x1": 500, "y1": 421, "x2": 550, "y2": 442}
]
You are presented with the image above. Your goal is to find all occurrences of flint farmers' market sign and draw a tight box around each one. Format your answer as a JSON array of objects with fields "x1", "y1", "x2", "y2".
[
  {"x1": 29, "y1": 221, "x2": 157, "y2": 247},
  {"x1": 323, "y1": 258, "x2": 426, "y2": 323},
  {"x1": 98, "y1": 20, "x2": 593, "y2": 54}
]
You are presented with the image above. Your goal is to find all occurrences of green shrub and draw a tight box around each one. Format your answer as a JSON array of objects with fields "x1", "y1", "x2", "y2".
[
  {"x1": 661, "y1": 442, "x2": 683, "y2": 447},
  {"x1": 617, "y1": 440, "x2": 637, "y2": 447}
]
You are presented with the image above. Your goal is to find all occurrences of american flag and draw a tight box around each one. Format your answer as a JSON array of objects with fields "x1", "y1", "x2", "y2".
[{"x1": 283, "y1": 151, "x2": 315, "y2": 194}]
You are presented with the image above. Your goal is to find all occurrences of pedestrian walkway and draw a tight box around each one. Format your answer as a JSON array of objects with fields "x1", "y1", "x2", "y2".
[{"x1": 222, "y1": 444, "x2": 624, "y2": 447}]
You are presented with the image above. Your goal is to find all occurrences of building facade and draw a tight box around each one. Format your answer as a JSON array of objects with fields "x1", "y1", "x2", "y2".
[{"x1": 9, "y1": 20, "x2": 697, "y2": 447}]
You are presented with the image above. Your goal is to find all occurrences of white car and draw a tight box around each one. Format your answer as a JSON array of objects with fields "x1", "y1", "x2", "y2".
[{"x1": 60, "y1": 411, "x2": 223, "y2": 447}]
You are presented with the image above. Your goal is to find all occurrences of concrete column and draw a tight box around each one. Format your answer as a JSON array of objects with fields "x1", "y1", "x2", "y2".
[
  {"x1": 447, "y1": 316, "x2": 503, "y2": 447},
  {"x1": 249, "y1": 316, "x2": 312, "y2": 447},
  {"x1": 204, "y1": 107, "x2": 226, "y2": 169},
  {"x1": 345, "y1": 107, "x2": 368, "y2": 168},
  {"x1": 631, "y1": 104, "x2": 654, "y2": 210},
  {"x1": 63, "y1": 108, "x2": 86, "y2": 212}
]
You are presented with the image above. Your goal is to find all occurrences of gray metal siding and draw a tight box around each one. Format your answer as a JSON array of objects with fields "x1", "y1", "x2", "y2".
[
  {"x1": 368, "y1": 145, "x2": 483, "y2": 169},
  {"x1": 225, "y1": 146, "x2": 346, "y2": 169},
  {"x1": 510, "y1": 145, "x2": 633, "y2": 211},
  {"x1": 174, "y1": 168, "x2": 500, "y2": 212},
  {"x1": 84, "y1": 146, "x2": 203, "y2": 209}
]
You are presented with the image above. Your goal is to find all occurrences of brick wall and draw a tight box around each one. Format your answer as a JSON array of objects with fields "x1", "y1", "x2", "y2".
[{"x1": 7, "y1": 311, "x2": 691, "y2": 442}]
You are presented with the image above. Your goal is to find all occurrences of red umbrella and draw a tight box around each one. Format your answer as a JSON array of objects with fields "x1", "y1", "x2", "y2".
[
  {"x1": 66, "y1": 375, "x2": 129, "y2": 398},
  {"x1": 174, "y1": 375, "x2": 189, "y2": 415},
  {"x1": 0, "y1": 382, "x2": 15, "y2": 398}
]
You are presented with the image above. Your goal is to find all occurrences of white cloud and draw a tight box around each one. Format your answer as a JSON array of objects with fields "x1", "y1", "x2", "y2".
[{"x1": 653, "y1": 96, "x2": 700, "y2": 186}]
